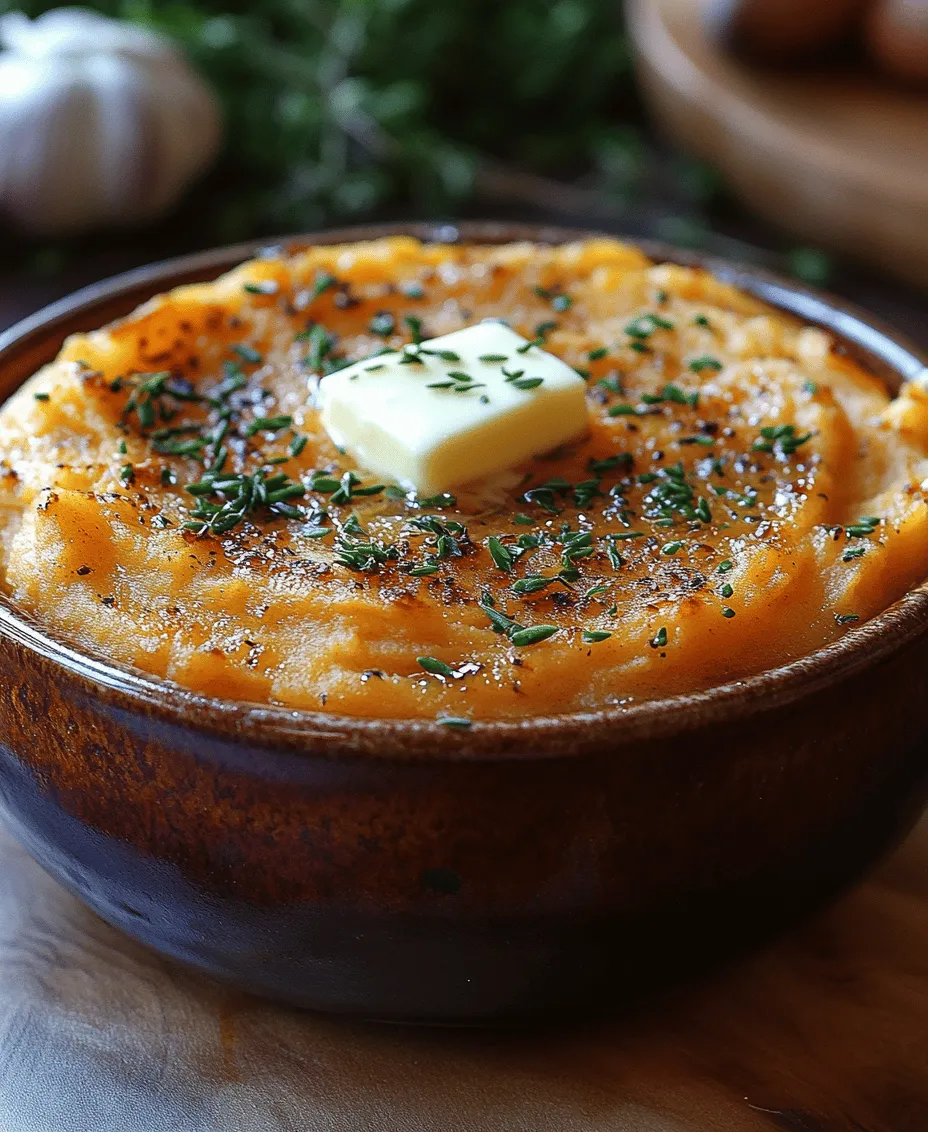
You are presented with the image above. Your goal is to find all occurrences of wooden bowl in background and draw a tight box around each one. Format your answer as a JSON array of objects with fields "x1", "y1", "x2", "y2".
[
  {"x1": 0, "y1": 221, "x2": 926, "y2": 1023},
  {"x1": 627, "y1": 0, "x2": 928, "y2": 289}
]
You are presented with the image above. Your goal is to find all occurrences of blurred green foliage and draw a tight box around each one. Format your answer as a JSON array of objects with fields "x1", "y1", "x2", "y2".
[{"x1": 2, "y1": 0, "x2": 636, "y2": 238}]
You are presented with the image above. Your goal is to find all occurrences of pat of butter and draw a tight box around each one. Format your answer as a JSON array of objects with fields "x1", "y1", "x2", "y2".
[{"x1": 317, "y1": 322, "x2": 588, "y2": 495}]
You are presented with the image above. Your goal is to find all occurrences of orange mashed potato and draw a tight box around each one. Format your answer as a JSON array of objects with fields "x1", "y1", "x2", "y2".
[{"x1": 0, "y1": 237, "x2": 926, "y2": 721}]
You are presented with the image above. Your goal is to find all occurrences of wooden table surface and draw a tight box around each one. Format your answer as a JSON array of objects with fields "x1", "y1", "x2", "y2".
[{"x1": 1, "y1": 810, "x2": 927, "y2": 1132}]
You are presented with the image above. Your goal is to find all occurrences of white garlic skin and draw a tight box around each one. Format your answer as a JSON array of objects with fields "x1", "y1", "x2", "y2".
[{"x1": 0, "y1": 8, "x2": 222, "y2": 234}]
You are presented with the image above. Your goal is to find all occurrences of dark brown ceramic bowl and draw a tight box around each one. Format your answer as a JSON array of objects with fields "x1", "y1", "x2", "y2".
[{"x1": 0, "y1": 222, "x2": 926, "y2": 1023}]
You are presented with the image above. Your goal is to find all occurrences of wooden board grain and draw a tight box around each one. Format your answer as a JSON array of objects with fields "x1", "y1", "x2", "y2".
[
  {"x1": 1, "y1": 810, "x2": 927, "y2": 1131},
  {"x1": 628, "y1": 0, "x2": 928, "y2": 290}
]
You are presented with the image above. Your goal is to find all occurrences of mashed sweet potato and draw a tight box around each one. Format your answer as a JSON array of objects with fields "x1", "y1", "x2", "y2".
[{"x1": 0, "y1": 237, "x2": 926, "y2": 721}]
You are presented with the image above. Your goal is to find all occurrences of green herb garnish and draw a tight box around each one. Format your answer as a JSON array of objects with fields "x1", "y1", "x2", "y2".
[
  {"x1": 512, "y1": 575, "x2": 555, "y2": 595},
  {"x1": 688, "y1": 356, "x2": 723, "y2": 373},
  {"x1": 233, "y1": 344, "x2": 262, "y2": 365},
  {"x1": 752, "y1": 424, "x2": 814, "y2": 456},
  {"x1": 243, "y1": 280, "x2": 279, "y2": 296},
  {"x1": 582, "y1": 630, "x2": 611, "y2": 643},
  {"x1": 487, "y1": 537, "x2": 514, "y2": 572},
  {"x1": 246, "y1": 415, "x2": 292, "y2": 437},
  {"x1": 368, "y1": 311, "x2": 396, "y2": 337},
  {"x1": 418, "y1": 492, "x2": 456, "y2": 508},
  {"x1": 510, "y1": 624, "x2": 559, "y2": 647}
]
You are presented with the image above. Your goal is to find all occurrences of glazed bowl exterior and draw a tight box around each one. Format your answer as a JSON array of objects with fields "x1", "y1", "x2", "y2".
[{"x1": 0, "y1": 222, "x2": 926, "y2": 1022}]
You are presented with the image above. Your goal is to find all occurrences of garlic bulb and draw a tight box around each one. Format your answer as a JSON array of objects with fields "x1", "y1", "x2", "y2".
[{"x1": 0, "y1": 8, "x2": 222, "y2": 234}]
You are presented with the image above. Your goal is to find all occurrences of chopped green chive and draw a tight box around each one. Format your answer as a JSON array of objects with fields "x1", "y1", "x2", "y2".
[
  {"x1": 33, "y1": 392, "x2": 50, "y2": 402},
  {"x1": 720, "y1": 583, "x2": 734, "y2": 598},
  {"x1": 417, "y1": 656, "x2": 454, "y2": 677},
  {"x1": 835, "y1": 613, "x2": 859, "y2": 625},
  {"x1": 437, "y1": 716, "x2": 472, "y2": 729},
  {"x1": 650, "y1": 627, "x2": 668, "y2": 648},
  {"x1": 721, "y1": 606, "x2": 736, "y2": 618}
]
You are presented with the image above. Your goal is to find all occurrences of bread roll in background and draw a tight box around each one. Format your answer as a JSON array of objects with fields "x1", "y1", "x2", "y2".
[
  {"x1": 704, "y1": 0, "x2": 866, "y2": 64},
  {"x1": 867, "y1": 0, "x2": 928, "y2": 83}
]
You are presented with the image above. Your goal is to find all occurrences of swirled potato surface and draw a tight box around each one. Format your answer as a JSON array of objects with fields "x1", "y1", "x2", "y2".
[{"x1": 1, "y1": 237, "x2": 926, "y2": 720}]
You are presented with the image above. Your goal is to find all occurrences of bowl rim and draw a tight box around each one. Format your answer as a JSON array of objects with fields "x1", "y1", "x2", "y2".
[{"x1": 1, "y1": 218, "x2": 926, "y2": 761}]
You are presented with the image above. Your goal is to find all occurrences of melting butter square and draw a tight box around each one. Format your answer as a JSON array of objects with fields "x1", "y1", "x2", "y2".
[{"x1": 317, "y1": 322, "x2": 588, "y2": 495}]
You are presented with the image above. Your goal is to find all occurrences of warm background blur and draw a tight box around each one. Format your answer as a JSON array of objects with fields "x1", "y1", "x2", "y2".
[{"x1": 0, "y1": 0, "x2": 924, "y2": 341}]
